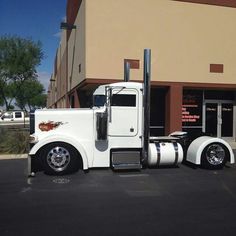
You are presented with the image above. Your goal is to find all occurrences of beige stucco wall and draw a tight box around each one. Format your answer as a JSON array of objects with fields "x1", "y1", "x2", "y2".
[
  {"x1": 85, "y1": 0, "x2": 236, "y2": 85},
  {"x1": 54, "y1": 30, "x2": 67, "y2": 103},
  {"x1": 68, "y1": 0, "x2": 86, "y2": 90},
  {"x1": 60, "y1": 30, "x2": 67, "y2": 100}
]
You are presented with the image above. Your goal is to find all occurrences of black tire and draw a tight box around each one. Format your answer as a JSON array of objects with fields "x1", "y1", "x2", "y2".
[
  {"x1": 201, "y1": 142, "x2": 229, "y2": 169},
  {"x1": 40, "y1": 142, "x2": 81, "y2": 175}
]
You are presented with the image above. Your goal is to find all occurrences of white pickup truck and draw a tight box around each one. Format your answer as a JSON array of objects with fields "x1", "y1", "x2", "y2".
[{"x1": 0, "y1": 111, "x2": 29, "y2": 125}]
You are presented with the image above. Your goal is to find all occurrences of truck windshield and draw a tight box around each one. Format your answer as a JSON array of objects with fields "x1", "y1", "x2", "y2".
[{"x1": 93, "y1": 95, "x2": 106, "y2": 107}]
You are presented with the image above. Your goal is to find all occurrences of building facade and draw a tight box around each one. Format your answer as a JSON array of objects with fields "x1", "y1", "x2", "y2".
[{"x1": 47, "y1": 0, "x2": 236, "y2": 140}]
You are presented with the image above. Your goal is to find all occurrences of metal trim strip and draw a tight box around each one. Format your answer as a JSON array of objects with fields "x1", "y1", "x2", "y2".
[
  {"x1": 155, "y1": 142, "x2": 161, "y2": 166},
  {"x1": 173, "y1": 142, "x2": 179, "y2": 165}
]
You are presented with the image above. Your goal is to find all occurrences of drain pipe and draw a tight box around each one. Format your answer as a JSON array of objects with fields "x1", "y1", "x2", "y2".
[
  {"x1": 142, "y1": 49, "x2": 151, "y2": 166},
  {"x1": 124, "y1": 61, "x2": 130, "y2": 82}
]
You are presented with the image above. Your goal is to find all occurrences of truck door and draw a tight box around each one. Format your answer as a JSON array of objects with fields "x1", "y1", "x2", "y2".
[{"x1": 108, "y1": 88, "x2": 139, "y2": 137}]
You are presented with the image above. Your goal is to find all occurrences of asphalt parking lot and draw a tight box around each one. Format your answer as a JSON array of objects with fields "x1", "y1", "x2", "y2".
[{"x1": 0, "y1": 158, "x2": 236, "y2": 236}]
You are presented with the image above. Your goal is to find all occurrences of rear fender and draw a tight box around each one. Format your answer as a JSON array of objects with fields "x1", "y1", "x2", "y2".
[
  {"x1": 186, "y1": 136, "x2": 235, "y2": 165},
  {"x1": 29, "y1": 135, "x2": 89, "y2": 170}
]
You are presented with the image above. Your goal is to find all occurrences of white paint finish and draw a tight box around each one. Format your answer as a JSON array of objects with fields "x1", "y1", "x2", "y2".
[
  {"x1": 109, "y1": 107, "x2": 138, "y2": 137},
  {"x1": 148, "y1": 142, "x2": 184, "y2": 166},
  {"x1": 30, "y1": 82, "x2": 235, "y2": 172},
  {"x1": 186, "y1": 136, "x2": 235, "y2": 165},
  {"x1": 31, "y1": 82, "x2": 144, "y2": 170},
  {"x1": 31, "y1": 108, "x2": 95, "y2": 169},
  {"x1": 29, "y1": 134, "x2": 89, "y2": 169}
]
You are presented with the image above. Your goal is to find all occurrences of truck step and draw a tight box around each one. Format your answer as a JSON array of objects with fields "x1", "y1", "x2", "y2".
[
  {"x1": 111, "y1": 150, "x2": 141, "y2": 170},
  {"x1": 112, "y1": 163, "x2": 142, "y2": 170}
]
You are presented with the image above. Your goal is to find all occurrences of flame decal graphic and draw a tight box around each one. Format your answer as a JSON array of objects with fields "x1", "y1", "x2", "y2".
[{"x1": 38, "y1": 121, "x2": 64, "y2": 132}]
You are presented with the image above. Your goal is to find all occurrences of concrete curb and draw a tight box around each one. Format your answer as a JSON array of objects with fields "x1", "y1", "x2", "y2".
[{"x1": 0, "y1": 154, "x2": 28, "y2": 160}]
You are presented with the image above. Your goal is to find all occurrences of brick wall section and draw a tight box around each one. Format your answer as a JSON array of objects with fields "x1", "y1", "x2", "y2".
[{"x1": 165, "y1": 85, "x2": 183, "y2": 135}]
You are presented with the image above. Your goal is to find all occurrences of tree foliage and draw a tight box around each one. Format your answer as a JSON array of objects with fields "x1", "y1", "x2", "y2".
[
  {"x1": 0, "y1": 95, "x2": 3, "y2": 107},
  {"x1": 0, "y1": 35, "x2": 44, "y2": 110},
  {"x1": 14, "y1": 79, "x2": 47, "y2": 111}
]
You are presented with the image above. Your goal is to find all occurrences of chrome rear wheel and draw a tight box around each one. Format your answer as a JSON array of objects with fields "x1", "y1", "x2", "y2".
[
  {"x1": 201, "y1": 143, "x2": 228, "y2": 169},
  {"x1": 205, "y1": 144, "x2": 225, "y2": 166}
]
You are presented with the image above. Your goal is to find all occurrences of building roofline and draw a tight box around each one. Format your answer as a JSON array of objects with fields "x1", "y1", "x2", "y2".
[{"x1": 173, "y1": 0, "x2": 236, "y2": 8}]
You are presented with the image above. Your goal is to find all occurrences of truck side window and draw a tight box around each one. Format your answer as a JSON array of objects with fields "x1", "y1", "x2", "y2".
[
  {"x1": 111, "y1": 94, "x2": 136, "y2": 107},
  {"x1": 93, "y1": 95, "x2": 106, "y2": 107},
  {"x1": 15, "y1": 112, "x2": 22, "y2": 118}
]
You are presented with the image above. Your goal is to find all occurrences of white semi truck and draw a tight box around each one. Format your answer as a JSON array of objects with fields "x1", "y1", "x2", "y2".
[{"x1": 28, "y1": 50, "x2": 235, "y2": 176}]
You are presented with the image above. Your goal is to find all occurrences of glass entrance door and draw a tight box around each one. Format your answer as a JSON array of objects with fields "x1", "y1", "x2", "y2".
[
  {"x1": 221, "y1": 103, "x2": 233, "y2": 137},
  {"x1": 205, "y1": 103, "x2": 218, "y2": 137},
  {"x1": 204, "y1": 101, "x2": 234, "y2": 138}
]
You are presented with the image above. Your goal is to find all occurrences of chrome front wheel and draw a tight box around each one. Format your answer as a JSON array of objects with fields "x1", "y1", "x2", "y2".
[
  {"x1": 41, "y1": 142, "x2": 81, "y2": 175},
  {"x1": 47, "y1": 146, "x2": 71, "y2": 172}
]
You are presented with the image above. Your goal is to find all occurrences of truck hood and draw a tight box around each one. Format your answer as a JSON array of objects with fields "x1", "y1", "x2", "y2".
[{"x1": 34, "y1": 108, "x2": 95, "y2": 141}]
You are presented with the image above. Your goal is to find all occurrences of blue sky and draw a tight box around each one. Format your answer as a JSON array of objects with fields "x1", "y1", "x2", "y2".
[{"x1": 0, "y1": 0, "x2": 67, "y2": 91}]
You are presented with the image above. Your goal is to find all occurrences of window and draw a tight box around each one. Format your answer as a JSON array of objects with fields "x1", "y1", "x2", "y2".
[
  {"x1": 15, "y1": 112, "x2": 22, "y2": 118},
  {"x1": 204, "y1": 90, "x2": 235, "y2": 100},
  {"x1": 93, "y1": 95, "x2": 106, "y2": 107},
  {"x1": 111, "y1": 94, "x2": 136, "y2": 107},
  {"x1": 2, "y1": 112, "x2": 13, "y2": 119},
  {"x1": 150, "y1": 88, "x2": 166, "y2": 136},
  {"x1": 182, "y1": 90, "x2": 203, "y2": 137},
  {"x1": 182, "y1": 90, "x2": 203, "y2": 127}
]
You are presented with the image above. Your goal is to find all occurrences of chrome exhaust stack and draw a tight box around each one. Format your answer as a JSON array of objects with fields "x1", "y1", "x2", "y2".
[
  {"x1": 124, "y1": 61, "x2": 130, "y2": 82},
  {"x1": 142, "y1": 49, "x2": 151, "y2": 166}
]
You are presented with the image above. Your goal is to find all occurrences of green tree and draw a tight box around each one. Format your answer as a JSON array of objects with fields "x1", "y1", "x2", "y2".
[
  {"x1": 0, "y1": 35, "x2": 43, "y2": 110},
  {"x1": 0, "y1": 97, "x2": 3, "y2": 107},
  {"x1": 14, "y1": 79, "x2": 47, "y2": 111}
]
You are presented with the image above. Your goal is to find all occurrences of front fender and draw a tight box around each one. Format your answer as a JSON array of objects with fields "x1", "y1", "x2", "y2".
[
  {"x1": 29, "y1": 135, "x2": 89, "y2": 170},
  {"x1": 186, "y1": 136, "x2": 235, "y2": 165}
]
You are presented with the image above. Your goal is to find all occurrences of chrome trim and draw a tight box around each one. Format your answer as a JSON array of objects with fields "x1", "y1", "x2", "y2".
[
  {"x1": 142, "y1": 49, "x2": 151, "y2": 165},
  {"x1": 27, "y1": 155, "x2": 31, "y2": 177},
  {"x1": 27, "y1": 155, "x2": 35, "y2": 177},
  {"x1": 173, "y1": 142, "x2": 179, "y2": 165},
  {"x1": 155, "y1": 142, "x2": 161, "y2": 166},
  {"x1": 124, "y1": 61, "x2": 130, "y2": 82}
]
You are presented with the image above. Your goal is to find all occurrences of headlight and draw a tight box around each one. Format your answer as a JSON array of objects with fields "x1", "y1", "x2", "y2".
[{"x1": 29, "y1": 135, "x2": 38, "y2": 143}]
